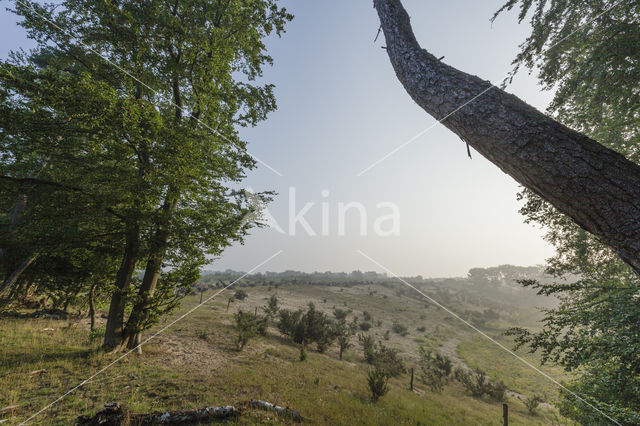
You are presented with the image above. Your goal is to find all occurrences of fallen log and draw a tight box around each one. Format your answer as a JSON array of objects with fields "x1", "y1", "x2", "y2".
[
  {"x1": 76, "y1": 400, "x2": 305, "y2": 425},
  {"x1": 247, "y1": 399, "x2": 303, "y2": 422},
  {"x1": 75, "y1": 403, "x2": 237, "y2": 425}
]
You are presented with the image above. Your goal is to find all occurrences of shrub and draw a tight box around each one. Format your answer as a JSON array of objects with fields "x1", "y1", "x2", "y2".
[
  {"x1": 391, "y1": 322, "x2": 408, "y2": 336},
  {"x1": 359, "y1": 321, "x2": 372, "y2": 331},
  {"x1": 367, "y1": 367, "x2": 389, "y2": 402},
  {"x1": 262, "y1": 294, "x2": 279, "y2": 318},
  {"x1": 383, "y1": 330, "x2": 390, "y2": 340},
  {"x1": 233, "y1": 289, "x2": 248, "y2": 301},
  {"x1": 359, "y1": 333, "x2": 376, "y2": 364},
  {"x1": 334, "y1": 319, "x2": 357, "y2": 360},
  {"x1": 487, "y1": 380, "x2": 507, "y2": 402},
  {"x1": 525, "y1": 394, "x2": 544, "y2": 415},
  {"x1": 373, "y1": 343, "x2": 405, "y2": 377},
  {"x1": 333, "y1": 308, "x2": 348, "y2": 320},
  {"x1": 454, "y1": 367, "x2": 505, "y2": 400},
  {"x1": 234, "y1": 310, "x2": 259, "y2": 350},
  {"x1": 416, "y1": 326, "x2": 426, "y2": 332},
  {"x1": 195, "y1": 329, "x2": 209, "y2": 340},
  {"x1": 277, "y1": 303, "x2": 335, "y2": 353},
  {"x1": 418, "y1": 347, "x2": 452, "y2": 392},
  {"x1": 362, "y1": 311, "x2": 372, "y2": 322}
]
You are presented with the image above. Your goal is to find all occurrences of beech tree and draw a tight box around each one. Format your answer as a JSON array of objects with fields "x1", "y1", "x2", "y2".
[
  {"x1": 2, "y1": 0, "x2": 291, "y2": 351},
  {"x1": 373, "y1": 0, "x2": 640, "y2": 275}
]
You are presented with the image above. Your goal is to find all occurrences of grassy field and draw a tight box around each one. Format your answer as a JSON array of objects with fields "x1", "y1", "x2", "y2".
[{"x1": 0, "y1": 283, "x2": 572, "y2": 424}]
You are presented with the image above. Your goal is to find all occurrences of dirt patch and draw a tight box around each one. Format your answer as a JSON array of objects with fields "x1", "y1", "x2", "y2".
[{"x1": 152, "y1": 334, "x2": 228, "y2": 373}]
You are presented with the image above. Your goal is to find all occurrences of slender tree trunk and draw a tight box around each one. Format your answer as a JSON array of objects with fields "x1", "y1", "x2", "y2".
[
  {"x1": 0, "y1": 254, "x2": 38, "y2": 294},
  {"x1": 88, "y1": 283, "x2": 96, "y2": 332},
  {"x1": 373, "y1": 0, "x2": 640, "y2": 274},
  {"x1": 120, "y1": 196, "x2": 177, "y2": 351},
  {"x1": 103, "y1": 224, "x2": 140, "y2": 349}
]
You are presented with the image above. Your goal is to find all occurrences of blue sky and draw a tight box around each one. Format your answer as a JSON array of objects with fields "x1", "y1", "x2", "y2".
[{"x1": 0, "y1": 0, "x2": 558, "y2": 277}]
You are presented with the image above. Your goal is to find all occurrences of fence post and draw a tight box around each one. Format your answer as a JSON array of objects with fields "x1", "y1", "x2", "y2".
[
  {"x1": 410, "y1": 367, "x2": 414, "y2": 391},
  {"x1": 503, "y1": 403, "x2": 508, "y2": 426}
]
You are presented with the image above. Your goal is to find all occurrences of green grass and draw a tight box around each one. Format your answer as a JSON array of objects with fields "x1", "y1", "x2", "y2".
[
  {"x1": 1, "y1": 285, "x2": 571, "y2": 425},
  {"x1": 457, "y1": 334, "x2": 572, "y2": 403}
]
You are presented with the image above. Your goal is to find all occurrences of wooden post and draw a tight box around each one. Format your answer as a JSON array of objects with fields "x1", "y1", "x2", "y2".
[
  {"x1": 503, "y1": 403, "x2": 508, "y2": 426},
  {"x1": 410, "y1": 367, "x2": 414, "y2": 391}
]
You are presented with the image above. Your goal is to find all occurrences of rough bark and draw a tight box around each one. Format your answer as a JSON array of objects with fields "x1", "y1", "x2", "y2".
[
  {"x1": 103, "y1": 224, "x2": 140, "y2": 348},
  {"x1": 373, "y1": 0, "x2": 640, "y2": 274}
]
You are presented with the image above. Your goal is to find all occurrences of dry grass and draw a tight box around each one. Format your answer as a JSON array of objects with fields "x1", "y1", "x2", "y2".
[{"x1": 1, "y1": 283, "x2": 571, "y2": 425}]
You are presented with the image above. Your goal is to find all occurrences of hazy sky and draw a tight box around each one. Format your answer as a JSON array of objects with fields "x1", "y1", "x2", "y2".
[{"x1": 0, "y1": 0, "x2": 558, "y2": 277}]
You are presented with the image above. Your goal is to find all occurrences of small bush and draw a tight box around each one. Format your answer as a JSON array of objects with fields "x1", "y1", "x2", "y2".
[
  {"x1": 195, "y1": 329, "x2": 209, "y2": 340},
  {"x1": 418, "y1": 347, "x2": 452, "y2": 392},
  {"x1": 362, "y1": 311, "x2": 372, "y2": 322},
  {"x1": 234, "y1": 310, "x2": 259, "y2": 350},
  {"x1": 233, "y1": 289, "x2": 248, "y2": 301},
  {"x1": 391, "y1": 322, "x2": 408, "y2": 336},
  {"x1": 416, "y1": 326, "x2": 426, "y2": 332},
  {"x1": 359, "y1": 322, "x2": 372, "y2": 331},
  {"x1": 359, "y1": 334, "x2": 376, "y2": 364},
  {"x1": 333, "y1": 308, "x2": 348, "y2": 320},
  {"x1": 367, "y1": 367, "x2": 389, "y2": 402},
  {"x1": 383, "y1": 330, "x2": 390, "y2": 340},
  {"x1": 454, "y1": 367, "x2": 505, "y2": 400},
  {"x1": 525, "y1": 394, "x2": 544, "y2": 415}
]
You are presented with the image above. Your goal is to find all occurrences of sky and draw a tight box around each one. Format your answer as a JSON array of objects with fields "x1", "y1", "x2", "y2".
[{"x1": 0, "y1": 0, "x2": 558, "y2": 277}]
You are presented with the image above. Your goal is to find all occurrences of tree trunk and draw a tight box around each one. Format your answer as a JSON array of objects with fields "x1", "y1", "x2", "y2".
[
  {"x1": 88, "y1": 283, "x2": 96, "y2": 332},
  {"x1": 120, "y1": 197, "x2": 176, "y2": 351},
  {"x1": 0, "y1": 254, "x2": 38, "y2": 294},
  {"x1": 373, "y1": 0, "x2": 640, "y2": 274},
  {"x1": 103, "y1": 224, "x2": 140, "y2": 349}
]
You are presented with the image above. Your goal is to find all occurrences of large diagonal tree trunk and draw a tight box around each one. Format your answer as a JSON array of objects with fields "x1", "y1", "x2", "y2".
[{"x1": 373, "y1": 0, "x2": 640, "y2": 274}]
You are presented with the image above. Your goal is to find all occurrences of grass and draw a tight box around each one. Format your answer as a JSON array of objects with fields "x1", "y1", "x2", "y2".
[
  {"x1": 457, "y1": 334, "x2": 573, "y2": 403},
  {"x1": 1, "y1": 284, "x2": 571, "y2": 425}
]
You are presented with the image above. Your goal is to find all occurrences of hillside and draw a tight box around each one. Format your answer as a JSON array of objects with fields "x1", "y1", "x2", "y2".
[{"x1": 0, "y1": 267, "x2": 572, "y2": 424}]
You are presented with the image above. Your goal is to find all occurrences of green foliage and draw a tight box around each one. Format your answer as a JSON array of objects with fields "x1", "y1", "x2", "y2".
[
  {"x1": 334, "y1": 318, "x2": 357, "y2": 360},
  {"x1": 359, "y1": 333, "x2": 376, "y2": 364},
  {"x1": 525, "y1": 394, "x2": 544, "y2": 416},
  {"x1": 494, "y1": 0, "x2": 640, "y2": 421},
  {"x1": 233, "y1": 289, "x2": 248, "y2": 301},
  {"x1": 359, "y1": 334, "x2": 405, "y2": 378},
  {"x1": 234, "y1": 310, "x2": 266, "y2": 350},
  {"x1": 277, "y1": 303, "x2": 335, "y2": 353},
  {"x1": 359, "y1": 321, "x2": 372, "y2": 331},
  {"x1": 367, "y1": 367, "x2": 389, "y2": 403},
  {"x1": 262, "y1": 294, "x2": 279, "y2": 319},
  {"x1": 454, "y1": 367, "x2": 505, "y2": 402},
  {"x1": 391, "y1": 322, "x2": 408, "y2": 336},
  {"x1": 0, "y1": 0, "x2": 292, "y2": 346},
  {"x1": 418, "y1": 347, "x2": 452, "y2": 392},
  {"x1": 362, "y1": 311, "x2": 372, "y2": 322},
  {"x1": 333, "y1": 308, "x2": 347, "y2": 320}
]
